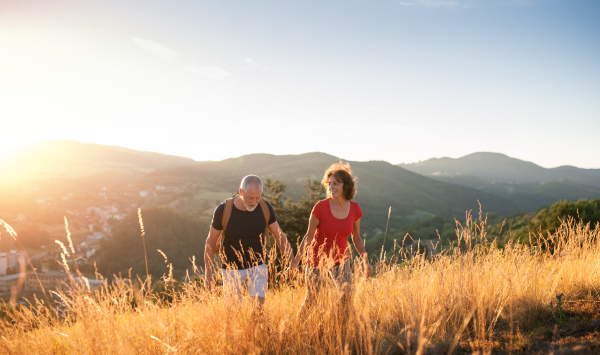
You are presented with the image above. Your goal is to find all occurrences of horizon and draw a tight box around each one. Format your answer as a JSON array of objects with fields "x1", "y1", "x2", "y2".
[
  {"x1": 1, "y1": 0, "x2": 599, "y2": 169},
  {"x1": 1, "y1": 139, "x2": 598, "y2": 170}
]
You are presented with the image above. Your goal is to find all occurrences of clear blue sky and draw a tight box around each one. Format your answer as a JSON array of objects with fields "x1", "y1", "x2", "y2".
[{"x1": 1, "y1": 0, "x2": 599, "y2": 168}]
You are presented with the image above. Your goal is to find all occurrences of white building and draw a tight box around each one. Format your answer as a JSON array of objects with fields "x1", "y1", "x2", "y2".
[
  {"x1": 0, "y1": 251, "x2": 25, "y2": 276},
  {"x1": 0, "y1": 273, "x2": 27, "y2": 292}
]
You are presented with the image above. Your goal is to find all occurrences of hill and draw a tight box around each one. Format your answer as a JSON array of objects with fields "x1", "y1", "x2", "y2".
[
  {"x1": 0, "y1": 141, "x2": 199, "y2": 231},
  {"x1": 3, "y1": 142, "x2": 595, "y2": 237},
  {"x1": 0, "y1": 140, "x2": 197, "y2": 181},
  {"x1": 400, "y1": 152, "x2": 600, "y2": 211},
  {"x1": 145, "y1": 152, "x2": 517, "y2": 233},
  {"x1": 4, "y1": 219, "x2": 600, "y2": 354}
]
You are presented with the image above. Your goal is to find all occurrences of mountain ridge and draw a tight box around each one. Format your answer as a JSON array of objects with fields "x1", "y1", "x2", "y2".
[
  {"x1": 0, "y1": 140, "x2": 198, "y2": 181},
  {"x1": 401, "y1": 152, "x2": 600, "y2": 185},
  {"x1": 400, "y1": 152, "x2": 600, "y2": 211},
  {"x1": 1, "y1": 141, "x2": 597, "y2": 232}
]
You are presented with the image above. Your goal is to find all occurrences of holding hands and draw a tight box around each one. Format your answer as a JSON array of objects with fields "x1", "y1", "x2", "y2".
[{"x1": 284, "y1": 257, "x2": 300, "y2": 280}]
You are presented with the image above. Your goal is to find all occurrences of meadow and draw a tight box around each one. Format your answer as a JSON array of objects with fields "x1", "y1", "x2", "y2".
[{"x1": 1, "y1": 212, "x2": 600, "y2": 354}]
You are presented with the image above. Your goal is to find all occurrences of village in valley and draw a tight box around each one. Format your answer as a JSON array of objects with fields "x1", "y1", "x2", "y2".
[{"x1": 0, "y1": 181, "x2": 197, "y2": 298}]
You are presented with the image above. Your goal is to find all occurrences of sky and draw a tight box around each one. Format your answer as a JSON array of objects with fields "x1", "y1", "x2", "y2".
[{"x1": 1, "y1": 0, "x2": 599, "y2": 168}]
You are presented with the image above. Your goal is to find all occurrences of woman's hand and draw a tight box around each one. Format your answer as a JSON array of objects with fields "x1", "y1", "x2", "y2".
[{"x1": 364, "y1": 260, "x2": 373, "y2": 278}]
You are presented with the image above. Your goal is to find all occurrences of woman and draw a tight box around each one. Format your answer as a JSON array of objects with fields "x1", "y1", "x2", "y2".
[{"x1": 293, "y1": 161, "x2": 372, "y2": 318}]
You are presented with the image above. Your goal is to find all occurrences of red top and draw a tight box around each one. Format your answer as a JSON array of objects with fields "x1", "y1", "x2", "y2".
[{"x1": 308, "y1": 199, "x2": 363, "y2": 267}]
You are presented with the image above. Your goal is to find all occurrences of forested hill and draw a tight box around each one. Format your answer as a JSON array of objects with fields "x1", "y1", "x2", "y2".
[
  {"x1": 145, "y1": 152, "x2": 517, "y2": 232},
  {"x1": 399, "y1": 152, "x2": 600, "y2": 212}
]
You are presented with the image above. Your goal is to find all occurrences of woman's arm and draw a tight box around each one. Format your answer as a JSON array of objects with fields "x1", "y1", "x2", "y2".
[
  {"x1": 351, "y1": 218, "x2": 373, "y2": 277},
  {"x1": 293, "y1": 213, "x2": 320, "y2": 265}
]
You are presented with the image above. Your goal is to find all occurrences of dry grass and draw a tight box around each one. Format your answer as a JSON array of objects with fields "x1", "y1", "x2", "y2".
[{"x1": 1, "y1": 214, "x2": 600, "y2": 354}]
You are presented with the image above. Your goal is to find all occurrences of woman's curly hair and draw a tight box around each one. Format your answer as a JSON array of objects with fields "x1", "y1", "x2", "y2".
[{"x1": 322, "y1": 161, "x2": 357, "y2": 200}]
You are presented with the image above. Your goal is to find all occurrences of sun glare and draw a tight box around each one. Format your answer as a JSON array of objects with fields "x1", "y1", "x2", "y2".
[{"x1": 0, "y1": 141, "x2": 25, "y2": 162}]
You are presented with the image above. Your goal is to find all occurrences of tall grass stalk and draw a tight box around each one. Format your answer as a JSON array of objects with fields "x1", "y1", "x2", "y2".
[
  {"x1": 380, "y1": 206, "x2": 391, "y2": 260},
  {"x1": 138, "y1": 207, "x2": 150, "y2": 290},
  {"x1": 63, "y1": 216, "x2": 83, "y2": 277},
  {"x1": 1, "y1": 216, "x2": 599, "y2": 353},
  {"x1": 0, "y1": 219, "x2": 52, "y2": 309}
]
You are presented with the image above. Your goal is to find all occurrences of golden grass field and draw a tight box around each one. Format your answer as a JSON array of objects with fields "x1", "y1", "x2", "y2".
[{"x1": 1, "y1": 213, "x2": 600, "y2": 354}]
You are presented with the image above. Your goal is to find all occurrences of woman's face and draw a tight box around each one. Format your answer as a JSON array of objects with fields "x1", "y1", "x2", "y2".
[{"x1": 327, "y1": 175, "x2": 344, "y2": 199}]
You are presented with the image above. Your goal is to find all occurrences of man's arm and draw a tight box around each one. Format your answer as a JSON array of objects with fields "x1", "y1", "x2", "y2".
[
  {"x1": 267, "y1": 221, "x2": 296, "y2": 267},
  {"x1": 351, "y1": 218, "x2": 372, "y2": 277},
  {"x1": 204, "y1": 226, "x2": 222, "y2": 292}
]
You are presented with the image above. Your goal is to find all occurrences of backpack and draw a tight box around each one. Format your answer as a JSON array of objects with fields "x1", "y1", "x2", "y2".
[{"x1": 216, "y1": 196, "x2": 273, "y2": 259}]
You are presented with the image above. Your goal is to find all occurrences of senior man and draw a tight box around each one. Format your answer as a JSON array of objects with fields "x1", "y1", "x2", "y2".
[{"x1": 204, "y1": 175, "x2": 297, "y2": 307}]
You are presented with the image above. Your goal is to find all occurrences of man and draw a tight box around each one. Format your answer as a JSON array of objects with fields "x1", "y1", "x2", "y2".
[{"x1": 204, "y1": 175, "x2": 297, "y2": 306}]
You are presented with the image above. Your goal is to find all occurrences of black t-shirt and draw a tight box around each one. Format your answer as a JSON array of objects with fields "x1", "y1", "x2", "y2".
[{"x1": 211, "y1": 200, "x2": 276, "y2": 270}]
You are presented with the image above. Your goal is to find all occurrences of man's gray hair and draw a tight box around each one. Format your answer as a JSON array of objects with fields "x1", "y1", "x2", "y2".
[{"x1": 240, "y1": 175, "x2": 263, "y2": 192}]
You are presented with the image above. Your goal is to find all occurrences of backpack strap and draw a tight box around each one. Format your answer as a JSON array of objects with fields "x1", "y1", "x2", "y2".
[
  {"x1": 259, "y1": 198, "x2": 273, "y2": 247},
  {"x1": 222, "y1": 198, "x2": 234, "y2": 232},
  {"x1": 216, "y1": 198, "x2": 234, "y2": 255},
  {"x1": 259, "y1": 199, "x2": 270, "y2": 226}
]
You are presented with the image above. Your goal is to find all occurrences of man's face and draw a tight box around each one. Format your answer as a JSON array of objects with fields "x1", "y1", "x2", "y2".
[{"x1": 239, "y1": 187, "x2": 262, "y2": 211}]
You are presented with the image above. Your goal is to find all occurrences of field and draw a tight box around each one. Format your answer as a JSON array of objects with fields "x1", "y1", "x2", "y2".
[{"x1": 1, "y1": 214, "x2": 600, "y2": 354}]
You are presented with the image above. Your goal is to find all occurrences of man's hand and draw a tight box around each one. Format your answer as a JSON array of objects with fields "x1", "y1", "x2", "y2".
[
  {"x1": 204, "y1": 226, "x2": 221, "y2": 294},
  {"x1": 285, "y1": 258, "x2": 299, "y2": 280},
  {"x1": 204, "y1": 274, "x2": 214, "y2": 293}
]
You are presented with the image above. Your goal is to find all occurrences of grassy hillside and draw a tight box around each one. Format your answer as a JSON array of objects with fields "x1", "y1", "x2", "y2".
[{"x1": 2, "y1": 217, "x2": 599, "y2": 353}]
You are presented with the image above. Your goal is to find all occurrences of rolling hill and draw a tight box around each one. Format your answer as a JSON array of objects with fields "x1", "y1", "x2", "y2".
[
  {"x1": 145, "y1": 152, "x2": 517, "y2": 233},
  {"x1": 0, "y1": 140, "x2": 197, "y2": 181},
  {"x1": 400, "y1": 152, "x2": 600, "y2": 211},
  {"x1": 3, "y1": 142, "x2": 596, "y2": 236}
]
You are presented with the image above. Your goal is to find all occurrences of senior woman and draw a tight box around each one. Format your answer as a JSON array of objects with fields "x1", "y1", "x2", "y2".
[{"x1": 292, "y1": 161, "x2": 372, "y2": 319}]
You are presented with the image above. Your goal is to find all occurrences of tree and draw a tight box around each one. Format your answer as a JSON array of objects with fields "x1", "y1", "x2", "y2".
[
  {"x1": 528, "y1": 199, "x2": 600, "y2": 237},
  {"x1": 263, "y1": 178, "x2": 325, "y2": 249},
  {"x1": 95, "y1": 206, "x2": 205, "y2": 281}
]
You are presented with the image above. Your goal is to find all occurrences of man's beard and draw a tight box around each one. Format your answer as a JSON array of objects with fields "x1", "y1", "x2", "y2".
[{"x1": 243, "y1": 202, "x2": 257, "y2": 212}]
